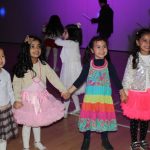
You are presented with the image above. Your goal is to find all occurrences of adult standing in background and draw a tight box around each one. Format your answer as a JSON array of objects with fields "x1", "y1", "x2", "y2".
[
  {"x1": 91, "y1": 0, "x2": 114, "y2": 40},
  {"x1": 91, "y1": 0, "x2": 114, "y2": 61}
]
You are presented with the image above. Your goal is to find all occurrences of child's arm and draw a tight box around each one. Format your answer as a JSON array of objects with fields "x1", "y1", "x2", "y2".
[
  {"x1": 7, "y1": 73, "x2": 15, "y2": 105},
  {"x1": 61, "y1": 85, "x2": 77, "y2": 100},
  {"x1": 122, "y1": 56, "x2": 133, "y2": 94},
  {"x1": 12, "y1": 75, "x2": 23, "y2": 109},
  {"x1": 55, "y1": 38, "x2": 70, "y2": 47},
  {"x1": 119, "y1": 89, "x2": 127, "y2": 103},
  {"x1": 66, "y1": 63, "x2": 90, "y2": 97},
  {"x1": 61, "y1": 91, "x2": 70, "y2": 100},
  {"x1": 45, "y1": 64, "x2": 68, "y2": 95},
  {"x1": 68, "y1": 85, "x2": 77, "y2": 94}
]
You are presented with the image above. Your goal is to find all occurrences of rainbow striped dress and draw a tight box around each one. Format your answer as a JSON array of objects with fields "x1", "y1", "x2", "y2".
[{"x1": 78, "y1": 59, "x2": 117, "y2": 132}]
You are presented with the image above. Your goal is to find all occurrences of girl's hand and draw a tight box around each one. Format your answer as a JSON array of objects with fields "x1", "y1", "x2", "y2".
[
  {"x1": 61, "y1": 91, "x2": 70, "y2": 100},
  {"x1": 13, "y1": 101, "x2": 23, "y2": 109},
  {"x1": 119, "y1": 89, "x2": 127, "y2": 103}
]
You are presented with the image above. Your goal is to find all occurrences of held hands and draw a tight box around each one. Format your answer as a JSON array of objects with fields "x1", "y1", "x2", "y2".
[
  {"x1": 119, "y1": 89, "x2": 127, "y2": 103},
  {"x1": 61, "y1": 85, "x2": 77, "y2": 100},
  {"x1": 61, "y1": 91, "x2": 71, "y2": 100},
  {"x1": 13, "y1": 101, "x2": 23, "y2": 109}
]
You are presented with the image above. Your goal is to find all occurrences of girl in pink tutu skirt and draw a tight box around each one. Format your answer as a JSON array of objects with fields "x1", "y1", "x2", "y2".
[
  {"x1": 13, "y1": 35, "x2": 69, "y2": 150},
  {"x1": 121, "y1": 28, "x2": 150, "y2": 150}
]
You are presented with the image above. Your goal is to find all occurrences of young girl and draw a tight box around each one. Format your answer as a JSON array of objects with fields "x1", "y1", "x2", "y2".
[
  {"x1": 55, "y1": 23, "x2": 85, "y2": 118},
  {"x1": 0, "y1": 48, "x2": 18, "y2": 150},
  {"x1": 43, "y1": 15, "x2": 64, "y2": 71},
  {"x1": 13, "y1": 35, "x2": 69, "y2": 150},
  {"x1": 121, "y1": 28, "x2": 150, "y2": 150},
  {"x1": 67, "y1": 36, "x2": 126, "y2": 150}
]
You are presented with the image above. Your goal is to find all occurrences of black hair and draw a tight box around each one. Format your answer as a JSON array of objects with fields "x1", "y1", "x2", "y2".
[
  {"x1": 131, "y1": 28, "x2": 150, "y2": 69},
  {"x1": 65, "y1": 24, "x2": 82, "y2": 46},
  {"x1": 82, "y1": 36, "x2": 107, "y2": 64},
  {"x1": 14, "y1": 35, "x2": 46, "y2": 78},
  {"x1": 99, "y1": 0, "x2": 107, "y2": 4},
  {"x1": 45, "y1": 15, "x2": 64, "y2": 37}
]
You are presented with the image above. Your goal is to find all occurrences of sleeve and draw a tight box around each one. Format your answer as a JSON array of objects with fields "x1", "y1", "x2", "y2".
[
  {"x1": 12, "y1": 75, "x2": 23, "y2": 102},
  {"x1": 7, "y1": 73, "x2": 15, "y2": 105},
  {"x1": 122, "y1": 56, "x2": 134, "y2": 91},
  {"x1": 108, "y1": 62, "x2": 123, "y2": 90},
  {"x1": 73, "y1": 63, "x2": 90, "y2": 88},
  {"x1": 55, "y1": 38, "x2": 69, "y2": 47},
  {"x1": 45, "y1": 64, "x2": 66, "y2": 92}
]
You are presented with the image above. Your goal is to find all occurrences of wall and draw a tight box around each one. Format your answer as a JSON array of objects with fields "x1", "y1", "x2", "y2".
[{"x1": 0, "y1": 0, "x2": 150, "y2": 51}]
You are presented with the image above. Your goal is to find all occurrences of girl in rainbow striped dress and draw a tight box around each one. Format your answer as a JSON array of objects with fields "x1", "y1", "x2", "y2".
[{"x1": 67, "y1": 36, "x2": 126, "y2": 150}]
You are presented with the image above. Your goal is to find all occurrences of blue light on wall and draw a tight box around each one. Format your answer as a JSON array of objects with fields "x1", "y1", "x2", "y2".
[{"x1": 0, "y1": 7, "x2": 6, "y2": 17}]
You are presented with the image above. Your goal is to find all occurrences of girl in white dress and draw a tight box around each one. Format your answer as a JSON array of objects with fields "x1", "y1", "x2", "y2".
[{"x1": 55, "y1": 24, "x2": 85, "y2": 118}]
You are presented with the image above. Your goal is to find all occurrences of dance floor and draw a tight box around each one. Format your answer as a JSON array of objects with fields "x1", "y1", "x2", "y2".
[{"x1": 0, "y1": 43, "x2": 150, "y2": 150}]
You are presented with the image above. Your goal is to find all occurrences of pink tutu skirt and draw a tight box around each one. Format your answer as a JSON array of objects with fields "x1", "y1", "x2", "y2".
[
  {"x1": 121, "y1": 89, "x2": 150, "y2": 120},
  {"x1": 13, "y1": 91, "x2": 64, "y2": 127}
]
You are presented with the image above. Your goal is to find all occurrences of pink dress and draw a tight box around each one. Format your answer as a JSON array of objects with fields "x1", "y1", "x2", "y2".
[{"x1": 13, "y1": 75, "x2": 64, "y2": 127}]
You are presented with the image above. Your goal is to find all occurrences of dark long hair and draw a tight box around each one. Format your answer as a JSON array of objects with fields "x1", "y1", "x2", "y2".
[
  {"x1": 45, "y1": 15, "x2": 64, "y2": 37},
  {"x1": 131, "y1": 28, "x2": 150, "y2": 69},
  {"x1": 65, "y1": 24, "x2": 82, "y2": 46},
  {"x1": 82, "y1": 36, "x2": 107, "y2": 64},
  {"x1": 14, "y1": 35, "x2": 46, "y2": 78}
]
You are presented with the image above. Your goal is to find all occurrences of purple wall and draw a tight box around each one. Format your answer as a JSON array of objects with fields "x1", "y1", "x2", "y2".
[{"x1": 0, "y1": 0, "x2": 150, "y2": 51}]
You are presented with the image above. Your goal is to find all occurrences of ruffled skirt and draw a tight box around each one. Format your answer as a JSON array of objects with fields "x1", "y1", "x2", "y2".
[
  {"x1": 13, "y1": 91, "x2": 64, "y2": 127},
  {"x1": 121, "y1": 90, "x2": 150, "y2": 120}
]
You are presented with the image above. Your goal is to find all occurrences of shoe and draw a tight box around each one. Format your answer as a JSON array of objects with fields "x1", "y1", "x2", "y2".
[
  {"x1": 69, "y1": 110, "x2": 80, "y2": 115},
  {"x1": 81, "y1": 138, "x2": 90, "y2": 150},
  {"x1": 34, "y1": 142, "x2": 46, "y2": 150},
  {"x1": 140, "y1": 140, "x2": 150, "y2": 150},
  {"x1": 130, "y1": 141, "x2": 140, "y2": 150},
  {"x1": 102, "y1": 140, "x2": 114, "y2": 150}
]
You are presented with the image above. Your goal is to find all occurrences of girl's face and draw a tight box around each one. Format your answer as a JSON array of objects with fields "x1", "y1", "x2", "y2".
[
  {"x1": 62, "y1": 29, "x2": 69, "y2": 40},
  {"x1": 30, "y1": 40, "x2": 42, "y2": 63},
  {"x1": 91, "y1": 40, "x2": 108, "y2": 59},
  {"x1": 0, "y1": 49, "x2": 5, "y2": 70},
  {"x1": 136, "y1": 33, "x2": 150, "y2": 55}
]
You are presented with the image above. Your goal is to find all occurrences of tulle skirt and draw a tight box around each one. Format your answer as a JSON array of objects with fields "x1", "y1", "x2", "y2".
[
  {"x1": 121, "y1": 89, "x2": 150, "y2": 120},
  {"x1": 13, "y1": 92, "x2": 65, "y2": 127}
]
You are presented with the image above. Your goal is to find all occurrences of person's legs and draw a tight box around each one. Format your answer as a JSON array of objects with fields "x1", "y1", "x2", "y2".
[
  {"x1": 139, "y1": 121, "x2": 149, "y2": 150},
  {"x1": 53, "y1": 48, "x2": 58, "y2": 71},
  {"x1": 130, "y1": 119, "x2": 140, "y2": 150},
  {"x1": 81, "y1": 131, "x2": 91, "y2": 150},
  {"x1": 33, "y1": 127, "x2": 46, "y2": 150},
  {"x1": 64, "y1": 100, "x2": 70, "y2": 118},
  {"x1": 101, "y1": 132, "x2": 113, "y2": 150},
  {"x1": 45, "y1": 47, "x2": 51, "y2": 61},
  {"x1": 0, "y1": 139, "x2": 7, "y2": 150},
  {"x1": 69, "y1": 95, "x2": 80, "y2": 115},
  {"x1": 22, "y1": 125, "x2": 31, "y2": 149}
]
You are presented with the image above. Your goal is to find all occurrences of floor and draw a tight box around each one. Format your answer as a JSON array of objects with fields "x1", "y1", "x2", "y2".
[{"x1": 0, "y1": 43, "x2": 150, "y2": 150}]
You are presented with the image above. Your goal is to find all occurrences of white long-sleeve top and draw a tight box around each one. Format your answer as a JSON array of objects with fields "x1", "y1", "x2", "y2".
[
  {"x1": 55, "y1": 38, "x2": 81, "y2": 64},
  {"x1": 122, "y1": 53, "x2": 150, "y2": 91},
  {"x1": 0, "y1": 68, "x2": 15, "y2": 107}
]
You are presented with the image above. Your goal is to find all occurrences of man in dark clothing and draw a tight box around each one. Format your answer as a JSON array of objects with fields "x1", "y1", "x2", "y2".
[{"x1": 91, "y1": 0, "x2": 114, "y2": 40}]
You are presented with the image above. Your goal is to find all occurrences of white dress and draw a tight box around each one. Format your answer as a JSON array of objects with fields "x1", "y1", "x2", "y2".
[{"x1": 55, "y1": 38, "x2": 85, "y2": 95}]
